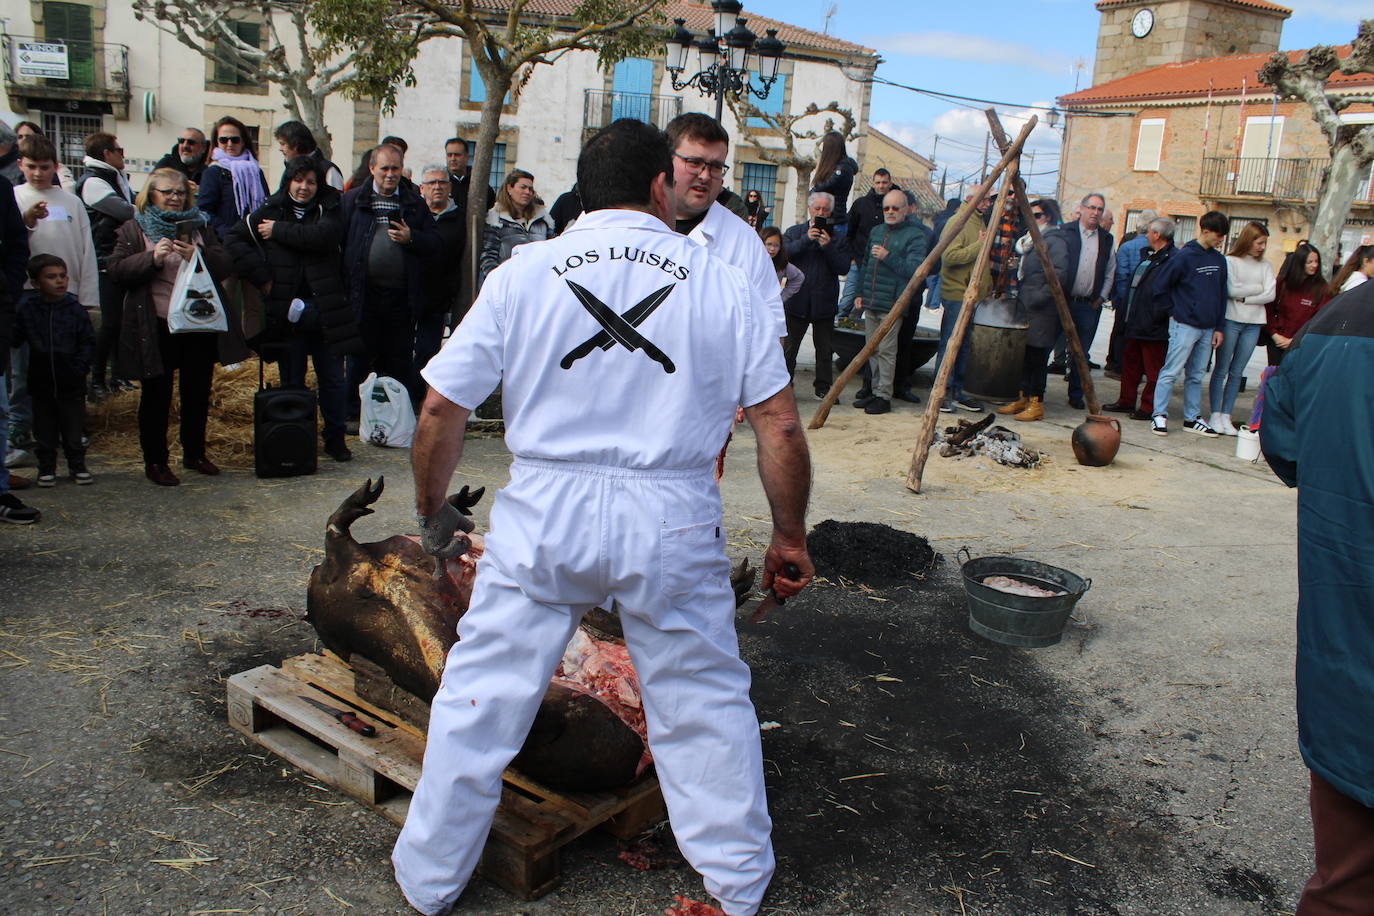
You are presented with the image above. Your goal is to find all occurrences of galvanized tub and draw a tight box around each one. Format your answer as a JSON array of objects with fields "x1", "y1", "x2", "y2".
[{"x1": 958, "y1": 549, "x2": 1091, "y2": 648}]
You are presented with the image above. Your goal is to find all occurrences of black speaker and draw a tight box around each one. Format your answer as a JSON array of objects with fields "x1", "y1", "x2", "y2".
[{"x1": 254, "y1": 386, "x2": 318, "y2": 478}]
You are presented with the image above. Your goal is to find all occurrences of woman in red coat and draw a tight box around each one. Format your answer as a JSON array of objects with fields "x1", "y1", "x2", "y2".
[{"x1": 1264, "y1": 242, "x2": 1331, "y2": 366}]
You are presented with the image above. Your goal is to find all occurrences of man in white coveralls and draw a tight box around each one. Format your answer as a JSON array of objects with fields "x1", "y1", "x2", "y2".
[{"x1": 394, "y1": 118, "x2": 814, "y2": 916}]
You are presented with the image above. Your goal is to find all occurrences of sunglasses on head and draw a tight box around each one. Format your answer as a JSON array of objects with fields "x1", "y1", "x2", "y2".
[{"x1": 218, "y1": 135, "x2": 243, "y2": 145}]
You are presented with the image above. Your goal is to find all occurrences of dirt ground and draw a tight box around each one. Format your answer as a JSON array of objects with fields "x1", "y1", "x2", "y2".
[{"x1": 0, "y1": 361, "x2": 1309, "y2": 915}]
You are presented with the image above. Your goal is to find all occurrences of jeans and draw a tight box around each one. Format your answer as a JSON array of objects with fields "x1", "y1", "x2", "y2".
[
  {"x1": 1064, "y1": 298, "x2": 1103, "y2": 402},
  {"x1": 837, "y1": 269, "x2": 860, "y2": 317},
  {"x1": 8, "y1": 344, "x2": 30, "y2": 434},
  {"x1": 1208, "y1": 319, "x2": 1262, "y2": 416},
  {"x1": 1152, "y1": 319, "x2": 1213, "y2": 421},
  {"x1": 92, "y1": 271, "x2": 124, "y2": 386},
  {"x1": 283, "y1": 330, "x2": 348, "y2": 441},
  {"x1": 934, "y1": 298, "x2": 971, "y2": 400}
]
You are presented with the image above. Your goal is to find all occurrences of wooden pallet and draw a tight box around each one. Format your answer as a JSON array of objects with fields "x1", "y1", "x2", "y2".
[{"x1": 227, "y1": 652, "x2": 665, "y2": 899}]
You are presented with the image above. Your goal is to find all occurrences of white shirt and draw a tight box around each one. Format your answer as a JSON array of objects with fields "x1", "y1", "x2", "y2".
[
  {"x1": 684, "y1": 201, "x2": 786, "y2": 338},
  {"x1": 13, "y1": 183, "x2": 100, "y2": 309},
  {"x1": 423, "y1": 209, "x2": 789, "y2": 470},
  {"x1": 1341, "y1": 272, "x2": 1368, "y2": 293}
]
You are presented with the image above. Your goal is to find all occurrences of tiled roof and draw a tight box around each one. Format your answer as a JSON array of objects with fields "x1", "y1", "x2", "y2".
[
  {"x1": 461, "y1": 0, "x2": 877, "y2": 56},
  {"x1": 1059, "y1": 45, "x2": 1374, "y2": 106},
  {"x1": 1095, "y1": 0, "x2": 1290, "y2": 14}
]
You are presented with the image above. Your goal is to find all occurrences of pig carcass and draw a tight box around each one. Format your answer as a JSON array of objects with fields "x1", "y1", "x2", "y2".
[{"x1": 306, "y1": 478, "x2": 757, "y2": 792}]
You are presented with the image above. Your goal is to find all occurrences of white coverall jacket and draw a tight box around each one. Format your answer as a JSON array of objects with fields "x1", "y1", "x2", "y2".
[
  {"x1": 394, "y1": 207, "x2": 790, "y2": 916},
  {"x1": 686, "y1": 200, "x2": 787, "y2": 340}
]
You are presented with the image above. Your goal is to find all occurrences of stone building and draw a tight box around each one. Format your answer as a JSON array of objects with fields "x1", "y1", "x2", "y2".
[
  {"x1": 1057, "y1": 0, "x2": 1374, "y2": 267},
  {"x1": 0, "y1": 0, "x2": 877, "y2": 229}
]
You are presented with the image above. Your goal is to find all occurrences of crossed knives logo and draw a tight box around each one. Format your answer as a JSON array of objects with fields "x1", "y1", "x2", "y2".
[{"x1": 560, "y1": 280, "x2": 677, "y2": 374}]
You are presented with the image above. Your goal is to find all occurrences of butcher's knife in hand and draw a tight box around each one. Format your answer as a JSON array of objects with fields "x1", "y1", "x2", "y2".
[{"x1": 752, "y1": 562, "x2": 802, "y2": 623}]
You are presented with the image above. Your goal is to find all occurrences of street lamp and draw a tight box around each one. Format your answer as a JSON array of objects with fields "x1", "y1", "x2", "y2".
[{"x1": 664, "y1": 0, "x2": 787, "y2": 123}]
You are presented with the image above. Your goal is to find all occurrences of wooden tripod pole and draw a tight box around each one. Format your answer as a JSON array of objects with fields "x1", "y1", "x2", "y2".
[
  {"x1": 808, "y1": 115, "x2": 1038, "y2": 430},
  {"x1": 904, "y1": 155, "x2": 1020, "y2": 493},
  {"x1": 985, "y1": 110, "x2": 1101, "y2": 415}
]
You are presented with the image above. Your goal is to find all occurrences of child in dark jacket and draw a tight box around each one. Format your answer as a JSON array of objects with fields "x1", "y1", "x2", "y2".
[{"x1": 13, "y1": 254, "x2": 95, "y2": 485}]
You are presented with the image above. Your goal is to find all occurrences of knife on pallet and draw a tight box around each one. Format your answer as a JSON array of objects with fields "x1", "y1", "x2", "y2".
[{"x1": 298, "y1": 695, "x2": 377, "y2": 737}]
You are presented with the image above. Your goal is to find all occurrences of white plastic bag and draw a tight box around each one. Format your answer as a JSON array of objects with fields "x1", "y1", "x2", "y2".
[
  {"x1": 359, "y1": 372, "x2": 416, "y2": 448},
  {"x1": 166, "y1": 248, "x2": 229, "y2": 334}
]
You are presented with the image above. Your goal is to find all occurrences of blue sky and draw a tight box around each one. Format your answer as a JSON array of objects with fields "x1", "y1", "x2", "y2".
[{"x1": 738, "y1": 0, "x2": 1368, "y2": 196}]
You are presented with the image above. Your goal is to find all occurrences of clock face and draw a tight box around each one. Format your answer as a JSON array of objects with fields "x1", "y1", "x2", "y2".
[{"x1": 1131, "y1": 8, "x2": 1155, "y2": 38}]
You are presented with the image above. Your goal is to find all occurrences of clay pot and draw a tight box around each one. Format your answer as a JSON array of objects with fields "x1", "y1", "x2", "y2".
[{"x1": 1071, "y1": 414, "x2": 1122, "y2": 467}]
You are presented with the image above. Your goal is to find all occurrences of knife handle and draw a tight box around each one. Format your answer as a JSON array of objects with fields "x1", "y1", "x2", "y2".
[{"x1": 339, "y1": 713, "x2": 377, "y2": 737}]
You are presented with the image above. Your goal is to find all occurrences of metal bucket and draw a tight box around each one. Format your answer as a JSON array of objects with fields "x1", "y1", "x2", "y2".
[
  {"x1": 963, "y1": 298, "x2": 1028, "y2": 402},
  {"x1": 958, "y1": 549, "x2": 1091, "y2": 648}
]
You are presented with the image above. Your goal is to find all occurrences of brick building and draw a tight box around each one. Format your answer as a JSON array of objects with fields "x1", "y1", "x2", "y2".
[{"x1": 1056, "y1": 0, "x2": 1374, "y2": 267}]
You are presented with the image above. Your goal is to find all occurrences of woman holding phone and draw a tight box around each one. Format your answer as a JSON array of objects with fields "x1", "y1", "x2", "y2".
[{"x1": 109, "y1": 168, "x2": 245, "y2": 486}]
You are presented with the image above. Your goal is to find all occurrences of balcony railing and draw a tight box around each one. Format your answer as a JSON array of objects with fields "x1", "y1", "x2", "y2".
[
  {"x1": 2, "y1": 34, "x2": 129, "y2": 98},
  {"x1": 1201, "y1": 156, "x2": 1374, "y2": 205},
  {"x1": 583, "y1": 89, "x2": 683, "y2": 132}
]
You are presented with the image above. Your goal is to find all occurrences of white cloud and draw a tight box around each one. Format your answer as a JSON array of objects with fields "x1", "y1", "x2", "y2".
[
  {"x1": 871, "y1": 32, "x2": 1072, "y2": 76},
  {"x1": 1290, "y1": 0, "x2": 1370, "y2": 23},
  {"x1": 874, "y1": 104, "x2": 1062, "y2": 196}
]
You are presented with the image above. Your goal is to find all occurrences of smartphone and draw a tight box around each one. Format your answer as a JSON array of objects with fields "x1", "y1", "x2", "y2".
[
  {"x1": 813, "y1": 216, "x2": 830, "y2": 234},
  {"x1": 175, "y1": 220, "x2": 196, "y2": 244},
  {"x1": 387, "y1": 217, "x2": 404, "y2": 229}
]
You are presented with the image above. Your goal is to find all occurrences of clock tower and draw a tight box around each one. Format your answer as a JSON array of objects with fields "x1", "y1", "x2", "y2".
[{"x1": 1091, "y1": 0, "x2": 1290, "y2": 87}]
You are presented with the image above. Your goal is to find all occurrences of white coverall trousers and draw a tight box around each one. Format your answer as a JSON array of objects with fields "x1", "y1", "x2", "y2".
[{"x1": 393, "y1": 457, "x2": 774, "y2": 915}]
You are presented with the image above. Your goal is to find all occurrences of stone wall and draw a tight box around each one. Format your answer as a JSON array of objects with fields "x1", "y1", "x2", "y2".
[{"x1": 1093, "y1": 0, "x2": 1286, "y2": 86}]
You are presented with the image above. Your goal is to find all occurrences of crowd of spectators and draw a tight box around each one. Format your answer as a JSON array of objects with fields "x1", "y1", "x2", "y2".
[{"x1": 1, "y1": 114, "x2": 1367, "y2": 525}]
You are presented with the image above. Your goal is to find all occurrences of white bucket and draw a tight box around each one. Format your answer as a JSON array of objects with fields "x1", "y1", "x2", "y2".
[{"x1": 1235, "y1": 426, "x2": 1261, "y2": 462}]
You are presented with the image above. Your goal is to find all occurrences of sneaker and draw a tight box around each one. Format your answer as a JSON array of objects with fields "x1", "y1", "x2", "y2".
[
  {"x1": 955, "y1": 397, "x2": 984, "y2": 412},
  {"x1": 863, "y1": 397, "x2": 891, "y2": 415},
  {"x1": 938, "y1": 400, "x2": 956, "y2": 413},
  {"x1": 1184, "y1": 418, "x2": 1220, "y2": 438},
  {"x1": 87, "y1": 382, "x2": 108, "y2": 404},
  {"x1": 6, "y1": 447, "x2": 35, "y2": 469},
  {"x1": 1151, "y1": 415, "x2": 1168, "y2": 436},
  {"x1": 36, "y1": 471, "x2": 57, "y2": 488},
  {"x1": 70, "y1": 466, "x2": 94, "y2": 485},
  {"x1": 1212, "y1": 413, "x2": 1239, "y2": 436},
  {"x1": 0, "y1": 493, "x2": 39, "y2": 524}
]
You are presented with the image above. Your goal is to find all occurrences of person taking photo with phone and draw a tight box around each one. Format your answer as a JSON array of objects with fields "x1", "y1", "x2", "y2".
[{"x1": 108, "y1": 168, "x2": 246, "y2": 486}]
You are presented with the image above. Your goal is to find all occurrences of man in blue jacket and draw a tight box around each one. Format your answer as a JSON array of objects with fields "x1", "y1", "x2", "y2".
[
  {"x1": 782, "y1": 191, "x2": 849, "y2": 397},
  {"x1": 1260, "y1": 277, "x2": 1374, "y2": 914},
  {"x1": 1147, "y1": 210, "x2": 1228, "y2": 437},
  {"x1": 341, "y1": 143, "x2": 439, "y2": 410}
]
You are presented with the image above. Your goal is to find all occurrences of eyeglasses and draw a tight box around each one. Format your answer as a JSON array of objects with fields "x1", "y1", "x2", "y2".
[
  {"x1": 152, "y1": 187, "x2": 187, "y2": 197},
  {"x1": 421, "y1": 179, "x2": 450, "y2": 186},
  {"x1": 881, "y1": 206, "x2": 905, "y2": 211},
  {"x1": 675, "y1": 153, "x2": 729, "y2": 177},
  {"x1": 1031, "y1": 211, "x2": 1045, "y2": 218},
  {"x1": 217, "y1": 135, "x2": 243, "y2": 145},
  {"x1": 177, "y1": 137, "x2": 202, "y2": 146},
  {"x1": 113, "y1": 146, "x2": 124, "y2": 154}
]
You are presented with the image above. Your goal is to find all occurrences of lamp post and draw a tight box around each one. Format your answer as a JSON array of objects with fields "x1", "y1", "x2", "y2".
[{"x1": 665, "y1": 0, "x2": 786, "y2": 124}]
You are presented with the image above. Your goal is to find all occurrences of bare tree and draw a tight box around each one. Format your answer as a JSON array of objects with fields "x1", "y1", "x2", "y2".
[
  {"x1": 133, "y1": 0, "x2": 435, "y2": 159},
  {"x1": 312, "y1": 0, "x2": 668, "y2": 301},
  {"x1": 728, "y1": 98, "x2": 858, "y2": 226},
  {"x1": 1258, "y1": 20, "x2": 1374, "y2": 269}
]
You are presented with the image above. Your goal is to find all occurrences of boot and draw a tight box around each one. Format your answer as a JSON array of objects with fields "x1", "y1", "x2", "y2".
[
  {"x1": 1014, "y1": 396, "x2": 1044, "y2": 422},
  {"x1": 997, "y1": 392, "x2": 1028, "y2": 415}
]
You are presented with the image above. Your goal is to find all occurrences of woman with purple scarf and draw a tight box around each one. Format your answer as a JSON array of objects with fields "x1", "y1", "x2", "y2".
[{"x1": 197, "y1": 116, "x2": 269, "y2": 238}]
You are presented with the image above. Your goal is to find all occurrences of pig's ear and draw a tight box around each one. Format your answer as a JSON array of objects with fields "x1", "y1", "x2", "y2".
[{"x1": 447, "y1": 485, "x2": 485, "y2": 516}]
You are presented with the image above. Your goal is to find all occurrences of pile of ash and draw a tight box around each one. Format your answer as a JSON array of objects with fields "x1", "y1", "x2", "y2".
[
  {"x1": 806, "y1": 520, "x2": 938, "y2": 587},
  {"x1": 939, "y1": 415, "x2": 1042, "y2": 468}
]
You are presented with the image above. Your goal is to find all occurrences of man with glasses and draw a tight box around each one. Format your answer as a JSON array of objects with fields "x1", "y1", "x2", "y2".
[
  {"x1": 77, "y1": 132, "x2": 136, "y2": 397},
  {"x1": 782, "y1": 191, "x2": 848, "y2": 398},
  {"x1": 154, "y1": 128, "x2": 208, "y2": 186},
  {"x1": 413, "y1": 164, "x2": 465, "y2": 395},
  {"x1": 1057, "y1": 193, "x2": 1115, "y2": 409},
  {"x1": 664, "y1": 113, "x2": 784, "y2": 339},
  {"x1": 852, "y1": 189, "x2": 927, "y2": 415}
]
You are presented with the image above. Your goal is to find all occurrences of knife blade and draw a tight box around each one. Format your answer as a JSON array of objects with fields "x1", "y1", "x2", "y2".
[
  {"x1": 298, "y1": 695, "x2": 377, "y2": 737},
  {"x1": 751, "y1": 562, "x2": 802, "y2": 623},
  {"x1": 561, "y1": 283, "x2": 676, "y2": 368},
  {"x1": 566, "y1": 281, "x2": 676, "y2": 373}
]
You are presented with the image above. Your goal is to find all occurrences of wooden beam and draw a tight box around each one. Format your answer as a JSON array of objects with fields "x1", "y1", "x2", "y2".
[
  {"x1": 807, "y1": 114, "x2": 1038, "y2": 430},
  {"x1": 985, "y1": 110, "x2": 1101, "y2": 415},
  {"x1": 905, "y1": 154, "x2": 1020, "y2": 493}
]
